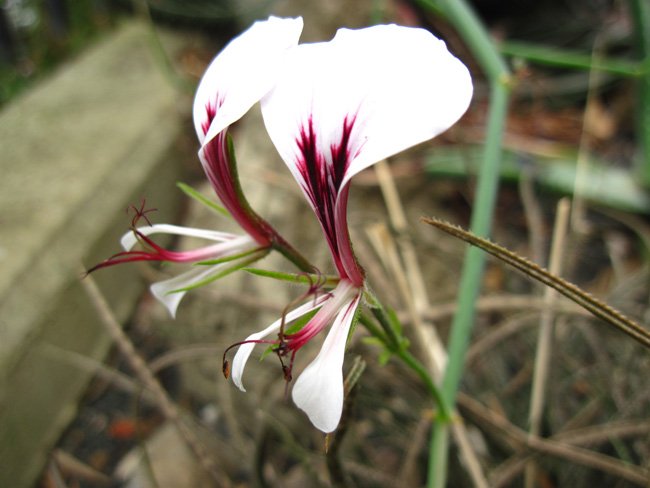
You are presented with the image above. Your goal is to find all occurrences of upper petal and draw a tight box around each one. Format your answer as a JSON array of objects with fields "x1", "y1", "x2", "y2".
[
  {"x1": 193, "y1": 16, "x2": 303, "y2": 145},
  {"x1": 291, "y1": 290, "x2": 361, "y2": 433},
  {"x1": 261, "y1": 24, "x2": 473, "y2": 190}
]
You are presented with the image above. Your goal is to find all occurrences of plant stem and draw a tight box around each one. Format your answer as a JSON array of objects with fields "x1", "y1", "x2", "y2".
[
  {"x1": 396, "y1": 349, "x2": 452, "y2": 421},
  {"x1": 359, "y1": 313, "x2": 451, "y2": 420},
  {"x1": 629, "y1": 0, "x2": 650, "y2": 186},
  {"x1": 440, "y1": 80, "x2": 510, "y2": 402},
  {"x1": 415, "y1": 1, "x2": 511, "y2": 486},
  {"x1": 426, "y1": 78, "x2": 509, "y2": 488}
]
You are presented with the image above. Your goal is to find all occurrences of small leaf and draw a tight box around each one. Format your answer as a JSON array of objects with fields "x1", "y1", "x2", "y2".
[
  {"x1": 378, "y1": 349, "x2": 392, "y2": 366},
  {"x1": 177, "y1": 182, "x2": 230, "y2": 217},
  {"x1": 345, "y1": 301, "x2": 362, "y2": 349},
  {"x1": 244, "y1": 268, "x2": 339, "y2": 287}
]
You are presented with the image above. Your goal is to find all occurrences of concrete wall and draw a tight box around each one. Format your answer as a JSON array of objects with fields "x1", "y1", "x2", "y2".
[{"x1": 0, "y1": 21, "x2": 189, "y2": 487}]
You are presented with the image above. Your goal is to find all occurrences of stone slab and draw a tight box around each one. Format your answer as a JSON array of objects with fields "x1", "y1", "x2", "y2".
[{"x1": 0, "y1": 21, "x2": 188, "y2": 487}]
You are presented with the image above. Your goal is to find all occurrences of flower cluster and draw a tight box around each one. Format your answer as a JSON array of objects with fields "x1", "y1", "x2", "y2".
[{"x1": 91, "y1": 16, "x2": 472, "y2": 433}]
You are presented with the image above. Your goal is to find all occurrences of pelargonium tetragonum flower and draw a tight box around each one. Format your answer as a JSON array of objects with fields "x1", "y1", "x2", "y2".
[
  {"x1": 87, "y1": 16, "x2": 304, "y2": 317},
  {"x1": 230, "y1": 24, "x2": 473, "y2": 433}
]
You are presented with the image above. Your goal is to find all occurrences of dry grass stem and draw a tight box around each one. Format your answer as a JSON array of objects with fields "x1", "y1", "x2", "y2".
[
  {"x1": 422, "y1": 218, "x2": 650, "y2": 349},
  {"x1": 417, "y1": 294, "x2": 590, "y2": 323},
  {"x1": 80, "y1": 271, "x2": 227, "y2": 486},
  {"x1": 525, "y1": 197, "x2": 571, "y2": 487},
  {"x1": 42, "y1": 344, "x2": 160, "y2": 406},
  {"x1": 519, "y1": 168, "x2": 546, "y2": 268},
  {"x1": 458, "y1": 393, "x2": 649, "y2": 486}
]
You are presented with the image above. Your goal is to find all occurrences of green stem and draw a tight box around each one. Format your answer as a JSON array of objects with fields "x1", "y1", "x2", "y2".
[
  {"x1": 415, "y1": 2, "x2": 511, "y2": 487},
  {"x1": 359, "y1": 312, "x2": 390, "y2": 345},
  {"x1": 441, "y1": 81, "x2": 510, "y2": 402},
  {"x1": 629, "y1": 0, "x2": 650, "y2": 186},
  {"x1": 416, "y1": 0, "x2": 510, "y2": 80},
  {"x1": 395, "y1": 349, "x2": 452, "y2": 421},
  {"x1": 427, "y1": 421, "x2": 450, "y2": 488},
  {"x1": 359, "y1": 313, "x2": 452, "y2": 420},
  {"x1": 427, "y1": 81, "x2": 510, "y2": 488}
]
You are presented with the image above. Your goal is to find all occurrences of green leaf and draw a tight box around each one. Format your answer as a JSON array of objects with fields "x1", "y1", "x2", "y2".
[
  {"x1": 386, "y1": 306, "x2": 403, "y2": 336},
  {"x1": 362, "y1": 285, "x2": 382, "y2": 309},
  {"x1": 177, "y1": 182, "x2": 230, "y2": 217},
  {"x1": 426, "y1": 146, "x2": 650, "y2": 213},
  {"x1": 378, "y1": 349, "x2": 393, "y2": 366},
  {"x1": 345, "y1": 301, "x2": 362, "y2": 349}
]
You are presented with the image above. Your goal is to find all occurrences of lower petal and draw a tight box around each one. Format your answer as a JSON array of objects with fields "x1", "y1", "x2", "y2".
[
  {"x1": 291, "y1": 291, "x2": 361, "y2": 433},
  {"x1": 150, "y1": 265, "x2": 224, "y2": 318},
  {"x1": 231, "y1": 297, "x2": 329, "y2": 392}
]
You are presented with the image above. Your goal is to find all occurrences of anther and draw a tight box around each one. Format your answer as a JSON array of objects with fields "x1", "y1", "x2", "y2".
[{"x1": 222, "y1": 359, "x2": 230, "y2": 379}]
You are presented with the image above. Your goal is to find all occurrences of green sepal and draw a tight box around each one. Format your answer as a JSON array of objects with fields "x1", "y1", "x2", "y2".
[
  {"x1": 177, "y1": 182, "x2": 229, "y2": 217},
  {"x1": 345, "y1": 299, "x2": 362, "y2": 349},
  {"x1": 244, "y1": 268, "x2": 340, "y2": 287},
  {"x1": 362, "y1": 284, "x2": 381, "y2": 309}
]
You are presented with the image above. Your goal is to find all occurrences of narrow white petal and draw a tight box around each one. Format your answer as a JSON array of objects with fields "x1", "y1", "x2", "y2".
[
  {"x1": 291, "y1": 291, "x2": 361, "y2": 433},
  {"x1": 261, "y1": 24, "x2": 473, "y2": 190},
  {"x1": 149, "y1": 241, "x2": 262, "y2": 317},
  {"x1": 150, "y1": 278, "x2": 188, "y2": 319},
  {"x1": 193, "y1": 16, "x2": 303, "y2": 144},
  {"x1": 150, "y1": 265, "x2": 225, "y2": 318},
  {"x1": 231, "y1": 297, "x2": 329, "y2": 392},
  {"x1": 121, "y1": 224, "x2": 236, "y2": 251}
]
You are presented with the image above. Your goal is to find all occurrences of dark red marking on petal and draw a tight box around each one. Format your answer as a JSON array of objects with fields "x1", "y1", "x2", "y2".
[
  {"x1": 201, "y1": 95, "x2": 223, "y2": 137},
  {"x1": 294, "y1": 114, "x2": 357, "y2": 277}
]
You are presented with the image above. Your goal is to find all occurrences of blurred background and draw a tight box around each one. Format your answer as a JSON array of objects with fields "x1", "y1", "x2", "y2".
[{"x1": 1, "y1": 0, "x2": 649, "y2": 487}]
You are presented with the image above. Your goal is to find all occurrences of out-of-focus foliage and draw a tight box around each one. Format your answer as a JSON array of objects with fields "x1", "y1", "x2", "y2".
[{"x1": 0, "y1": 0, "x2": 116, "y2": 106}]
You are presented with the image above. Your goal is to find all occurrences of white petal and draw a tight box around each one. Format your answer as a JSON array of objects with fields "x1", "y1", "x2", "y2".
[
  {"x1": 150, "y1": 243, "x2": 263, "y2": 317},
  {"x1": 231, "y1": 297, "x2": 329, "y2": 392},
  {"x1": 121, "y1": 224, "x2": 236, "y2": 251},
  {"x1": 150, "y1": 265, "x2": 224, "y2": 318},
  {"x1": 193, "y1": 16, "x2": 303, "y2": 145},
  {"x1": 291, "y1": 291, "x2": 361, "y2": 433},
  {"x1": 261, "y1": 24, "x2": 473, "y2": 190}
]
